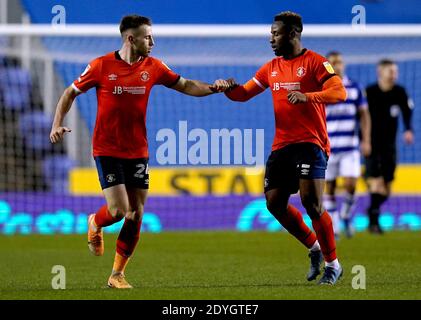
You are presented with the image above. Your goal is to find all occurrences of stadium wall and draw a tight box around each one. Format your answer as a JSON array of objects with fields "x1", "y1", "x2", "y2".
[
  {"x1": 69, "y1": 166, "x2": 421, "y2": 196},
  {"x1": 20, "y1": 0, "x2": 421, "y2": 24},
  {"x1": 1, "y1": 193, "x2": 420, "y2": 235}
]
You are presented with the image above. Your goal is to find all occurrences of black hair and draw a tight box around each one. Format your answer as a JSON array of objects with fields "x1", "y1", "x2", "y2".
[
  {"x1": 274, "y1": 11, "x2": 303, "y2": 33},
  {"x1": 378, "y1": 58, "x2": 396, "y2": 67},
  {"x1": 326, "y1": 50, "x2": 342, "y2": 58},
  {"x1": 119, "y1": 15, "x2": 152, "y2": 35}
]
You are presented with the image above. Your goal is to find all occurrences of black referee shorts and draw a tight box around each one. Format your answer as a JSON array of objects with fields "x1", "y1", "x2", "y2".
[{"x1": 365, "y1": 151, "x2": 396, "y2": 183}]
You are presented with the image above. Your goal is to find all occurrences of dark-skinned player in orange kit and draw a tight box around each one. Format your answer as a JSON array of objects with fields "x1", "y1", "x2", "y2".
[{"x1": 224, "y1": 12, "x2": 347, "y2": 285}]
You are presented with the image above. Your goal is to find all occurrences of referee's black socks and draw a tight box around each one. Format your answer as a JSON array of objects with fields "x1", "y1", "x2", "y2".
[{"x1": 368, "y1": 193, "x2": 388, "y2": 226}]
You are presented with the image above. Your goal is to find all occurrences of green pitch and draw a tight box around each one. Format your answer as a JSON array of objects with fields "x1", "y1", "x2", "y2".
[{"x1": 1, "y1": 231, "x2": 420, "y2": 299}]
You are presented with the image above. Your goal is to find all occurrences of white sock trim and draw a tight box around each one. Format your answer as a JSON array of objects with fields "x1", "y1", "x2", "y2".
[
  {"x1": 309, "y1": 240, "x2": 321, "y2": 252},
  {"x1": 325, "y1": 258, "x2": 340, "y2": 270}
]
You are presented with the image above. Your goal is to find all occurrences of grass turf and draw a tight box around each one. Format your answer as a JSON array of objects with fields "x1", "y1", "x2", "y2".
[{"x1": 0, "y1": 231, "x2": 420, "y2": 300}]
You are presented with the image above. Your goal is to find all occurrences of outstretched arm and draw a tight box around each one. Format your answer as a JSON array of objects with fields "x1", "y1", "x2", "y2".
[
  {"x1": 287, "y1": 75, "x2": 347, "y2": 104},
  {"x1": 224, "y1": 78, "x2": 265, "y2": 102},
  {"x1": 170, "y1": 77, "x2": 230, "y2": 97},
  {"x1": 50, "y1": 85, "x2": 80, "y2": 143}
]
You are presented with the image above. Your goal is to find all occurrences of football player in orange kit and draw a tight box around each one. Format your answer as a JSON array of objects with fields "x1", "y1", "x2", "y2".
[
  {"x1": 225, "y1": 12, "x2": 347, "y2": 285},
  {"x1": 50, "y1": 15, "x2": 231, "y2": 289}
]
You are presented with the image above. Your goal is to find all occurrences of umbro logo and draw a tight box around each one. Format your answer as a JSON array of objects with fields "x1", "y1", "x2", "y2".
[
  {"x1": 300, "y1": 164, "x2": 310, "y2": 175},
  {"x1": 301, "y1": 169, "x2": 309, "y2": 175},
  {"x1": 108, "y1": 74, "x2": 117, "y2": 81}
]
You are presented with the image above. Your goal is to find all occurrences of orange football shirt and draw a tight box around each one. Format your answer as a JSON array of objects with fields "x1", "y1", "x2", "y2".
[
  {"x1": 72, "y1": 51, "x2": 180, "y2": 159},
  {"x1": 253, "y1": 49, "x2": 335, "y2": 156}
]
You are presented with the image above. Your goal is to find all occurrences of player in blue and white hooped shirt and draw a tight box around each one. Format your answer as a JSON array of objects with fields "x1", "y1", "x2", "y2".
[{"x1": 323, "y1": 51, "x2": 372, "y2": 238}]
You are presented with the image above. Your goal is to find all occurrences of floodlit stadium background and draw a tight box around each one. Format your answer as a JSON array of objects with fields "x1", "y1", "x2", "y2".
[{"x1": 1, "y1": 0, "x2": 421, "y2": 235}]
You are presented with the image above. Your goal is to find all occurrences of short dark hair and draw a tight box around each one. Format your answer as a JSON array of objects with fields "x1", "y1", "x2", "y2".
[
  {"x1": 274, "y1": 11, "x2": 303, "y2": 33},
  {"x1": 326, "y1": 50, "x2": 342, "y2": 58},
  {"x1": 378, "y1": 58, "x2": 395, "y2": 67},
  {"x1": 119, "y1": 15, "x2": 152, "y2": 35}
]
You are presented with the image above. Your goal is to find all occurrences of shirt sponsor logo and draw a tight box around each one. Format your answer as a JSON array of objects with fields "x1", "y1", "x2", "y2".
[
  {"x1": 112, "y1": 86, "x2": 146, "y2": 95},
  {"x1": 296, "y1": 66, "x2": 306, "y2": 77},
  {"x1": 272, "y1": 82, "x2": 301, "y2": 91},
  {"x1": 323, "y1": 61, "x2": 335, "y2": 74},
  {"x1": 140, "y1": 71, "x2": 150, "y2": 82},
  {"x1": 108, "y1": 74, "x2": 118, "y2": 81}
]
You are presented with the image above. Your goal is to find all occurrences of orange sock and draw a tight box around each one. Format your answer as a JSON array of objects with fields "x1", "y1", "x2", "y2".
[
  {"x1": 116, "y1": 218, "x2": 142, "y2": 257},
  {"x1": 112, "y1": 252, "x2": 130, "y2": 275},
  {"x1": 312, "y1": 211, "x2": 337, "y2": 262},
  {"x1": 94, "y1": 205, "x2": 121, "y2": 228},
  {"x1": 279, "y1": 205, "x2": 318, "y2": 249}
]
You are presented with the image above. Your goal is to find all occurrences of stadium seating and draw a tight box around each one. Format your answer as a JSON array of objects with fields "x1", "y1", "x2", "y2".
[
  {"x1": 50, "y1": 36, "x2": 421, "y2": 164},
  {"x1": 19, "y1": 111, "x2": 54, "y2": 151},
  {"x1": 43, "y1": 155, "x2": 75, "y2": 193},
  {"x1": 0, "y1": 66, "x2": 32, "y2": 111}
]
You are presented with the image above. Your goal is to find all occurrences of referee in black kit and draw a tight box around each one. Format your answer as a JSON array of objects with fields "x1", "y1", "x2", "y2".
[{"x1": 365, "y1": 59, "x2": 414, "y2": 234}]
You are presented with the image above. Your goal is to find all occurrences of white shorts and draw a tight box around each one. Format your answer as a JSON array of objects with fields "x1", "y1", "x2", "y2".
[{"x1": 326, "y1": 150, "x2": 361, "y2": 181}]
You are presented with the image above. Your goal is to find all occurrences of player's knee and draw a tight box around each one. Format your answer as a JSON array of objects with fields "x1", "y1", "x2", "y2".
[
  {"x1": 127, "y1": 205, "x2": 144, "y2": 222},
  {"x1": 107, "y1": 205, "x2": 128, "y2": 221},
  {"x1": 266, "y1": 199, "x2": 287, "y2": 216},
  {"x1": 301, "y1": 196, "x2": 323, "y2": 219}
]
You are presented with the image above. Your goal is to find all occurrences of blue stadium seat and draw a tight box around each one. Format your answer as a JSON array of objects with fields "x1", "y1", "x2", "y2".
[
  {"x1": 50, "y1": 35, "x2": 421, "y2": 164},
  {"x1": 0, "y1": 67, "x2": 32, "y2": 111},
  {"x1": 18, "y1": 111, "x2": 53, "y2": 151},
  {"x1": 43, "y1": 155, "x2": 75, "y2": 193}
]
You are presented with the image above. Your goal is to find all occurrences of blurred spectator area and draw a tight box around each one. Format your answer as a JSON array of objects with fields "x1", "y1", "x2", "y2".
[{"x1": 0, "y1": 55, "x2": 72, "y2": 192}]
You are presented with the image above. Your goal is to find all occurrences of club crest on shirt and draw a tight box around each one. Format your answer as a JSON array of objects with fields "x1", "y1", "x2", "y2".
[
  {"x1": 140, "y1": 71, "x2": 150, "y2": 82},
  {"x1": 296, "y1": 66, "x2": 306, "y2": 77},
  {"x1": 323, "y1": 61, "x2": 335, "y2": 74}
]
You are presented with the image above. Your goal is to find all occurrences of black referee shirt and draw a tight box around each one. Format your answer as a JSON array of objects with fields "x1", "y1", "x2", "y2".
[{"x1": 365, "y1": 83, "x2": 413, "y2": 152}]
